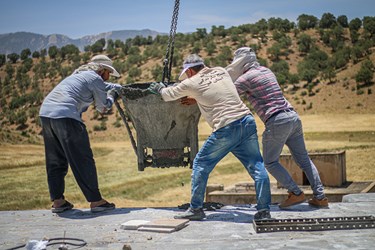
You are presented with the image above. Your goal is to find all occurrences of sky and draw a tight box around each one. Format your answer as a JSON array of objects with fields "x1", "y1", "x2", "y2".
[{"x1": 1, "y1": 0, "x2": 374, "y2": 39}]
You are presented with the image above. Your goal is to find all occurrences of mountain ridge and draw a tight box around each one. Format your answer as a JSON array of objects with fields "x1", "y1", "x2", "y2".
[{"x1": 0, "y1": 29, "x2": 163, "y2": 54}]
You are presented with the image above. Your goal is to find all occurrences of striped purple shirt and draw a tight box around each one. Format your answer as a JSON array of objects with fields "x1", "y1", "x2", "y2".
[{"x1": 234, "y1": 65, "x2": 293, "y2": 123}]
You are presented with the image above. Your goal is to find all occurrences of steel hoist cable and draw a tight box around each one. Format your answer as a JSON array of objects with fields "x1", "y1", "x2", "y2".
[{"x1": 162, "y1": 0, "x2": 180, "y2": 84}]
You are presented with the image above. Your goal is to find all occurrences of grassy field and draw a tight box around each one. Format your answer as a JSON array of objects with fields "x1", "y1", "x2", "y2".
[{"x1": 0, "y1": 114, "x2": 375, "y2": 211}]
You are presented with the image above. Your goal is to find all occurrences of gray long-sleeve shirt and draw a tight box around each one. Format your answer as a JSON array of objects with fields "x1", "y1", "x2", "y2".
[{"x1": 39, "y1": 70, "x2": 121, "y2": 123}]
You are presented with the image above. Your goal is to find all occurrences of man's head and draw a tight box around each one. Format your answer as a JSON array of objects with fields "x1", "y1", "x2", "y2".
[
  {"x1": 178, "y1": 54, "x2": 205, "y2": 81},
  {"x1": 91, "y1": 55, "x2": 120, "y2": 80},
  {"x1": 226, "y1": 47, "x2": 258, "y2": 82}
]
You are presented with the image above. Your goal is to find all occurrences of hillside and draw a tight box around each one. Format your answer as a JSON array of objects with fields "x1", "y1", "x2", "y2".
[{"x1": 0, "y1": 16, "x2": 374, "y2": 144}]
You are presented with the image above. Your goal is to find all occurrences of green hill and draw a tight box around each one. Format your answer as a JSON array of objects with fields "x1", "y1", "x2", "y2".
[{"x1": 0, "y1": 15, "x2": 374, "y2": 144}]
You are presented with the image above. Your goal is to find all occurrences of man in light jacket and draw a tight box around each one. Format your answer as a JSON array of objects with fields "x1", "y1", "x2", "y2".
[{"x1": 148, "y1": 54, "x2": 271, "y2": 220}]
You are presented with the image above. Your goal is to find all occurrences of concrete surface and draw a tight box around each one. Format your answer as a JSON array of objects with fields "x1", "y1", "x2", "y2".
[{"x1": 1, "y1": 194, "x2": 375, "y2": 250}]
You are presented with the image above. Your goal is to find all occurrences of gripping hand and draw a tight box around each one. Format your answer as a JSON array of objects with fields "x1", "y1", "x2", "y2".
[
  {"x1": 148, "y1": 82, "x2": 166, "y2": 95},
  {"x1": 107, "y1": 88, "x2": 120, "y2": 101}
]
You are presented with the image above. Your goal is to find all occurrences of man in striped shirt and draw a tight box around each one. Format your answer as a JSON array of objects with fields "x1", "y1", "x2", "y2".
[{"x1": 226, "y1": 47, "x2": 328, "y2": 208}]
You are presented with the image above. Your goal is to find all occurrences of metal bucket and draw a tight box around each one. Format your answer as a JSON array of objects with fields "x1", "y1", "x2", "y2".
[{"x1": 119, "y1": 83, "x2": 201, "y2": 171}]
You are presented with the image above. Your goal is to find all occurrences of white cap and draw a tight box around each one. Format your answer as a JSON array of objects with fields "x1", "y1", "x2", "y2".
[
  {"x1": 178, "y1": 61, "x2": 205, "y2": 81},
  {"x1": 91, "y1": 55, "x2": 120, "y2": 78}
]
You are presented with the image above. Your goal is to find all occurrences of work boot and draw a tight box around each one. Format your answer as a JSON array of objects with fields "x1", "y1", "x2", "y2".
[
  {"x1": 254, "y1": 209, "x2": 271, "y2": 220},
  {"x1": 308, "y1": 197, "x2": 329, "y2": 208},
  {"x1": 174, "y1": 207, "x2": 206, "y2": 221},
  {"x1": 279, "y1": 191, "x2": 306, "y2": 209}
]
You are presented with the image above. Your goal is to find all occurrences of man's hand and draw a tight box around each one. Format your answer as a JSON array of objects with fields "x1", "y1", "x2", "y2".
[
  {"x1": 148, "y1": 82, "x2": 166, "y2": 95},
  {"x1": 107, "y1": 88, "x2": 119, "y2": 101},
  {"x1": 180, "y1": 97, "x2": 197, "y2": 106}
]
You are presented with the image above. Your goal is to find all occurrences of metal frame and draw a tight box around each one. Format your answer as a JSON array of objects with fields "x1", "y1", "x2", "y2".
[{"x1": 253, "y1": 216, "x2": 375, "y2": 233}]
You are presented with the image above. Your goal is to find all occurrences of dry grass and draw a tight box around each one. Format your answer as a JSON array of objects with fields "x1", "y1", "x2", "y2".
[{"x1": 0, "y1": 114, "x2": 374, "y2": 211}]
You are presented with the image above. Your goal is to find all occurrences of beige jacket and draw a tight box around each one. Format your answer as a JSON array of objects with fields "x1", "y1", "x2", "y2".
[{"x1": 160, "y1": 67, "x2": 251, "y2": 131}]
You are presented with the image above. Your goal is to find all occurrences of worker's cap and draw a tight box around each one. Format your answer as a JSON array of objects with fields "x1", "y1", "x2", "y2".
[
  {"x1": 232, "y1": 47, "x2": 257, "y2": 62},
  {"x1": 91, "y1": 55, "x2": 120, "y2": 78},
  {"x1": 178, "y1": 54, "x2": 205, "y2": 81},
  {"x1": 226, "y1": 47, "x2": 257, "y2": 81}
]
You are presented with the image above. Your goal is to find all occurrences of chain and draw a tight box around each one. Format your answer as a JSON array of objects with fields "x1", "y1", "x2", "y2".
[{"x1": 162, "y1": 0, "x2": 180, "y2": 84}]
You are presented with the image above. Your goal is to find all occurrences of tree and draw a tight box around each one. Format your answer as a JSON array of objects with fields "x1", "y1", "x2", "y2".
[
  {"x1": 355, "y1": 60, "x2": 374, "y2": 85},
  {"x1": 211, "y1": 25, "x2": 227, "y2": 38},
  {"x1": 40, "y1": 49, "x2": 47, "y2": 58},
  {"x1": 306, "y1": 49, "x2": 329, "y2": 70},
  {"x1": 151, "y1": 64, "x2": 163, "y2": 82},
  {"x1": 5, "y1": 63, "x2": 15, "y2": 78},
  {"x1": 363, "y1": 16, "x2": 375, "y2": 38},
  {"x1": 349, "y1": 18, "x2": 362, "y2": 32},
  {"x1": 32, "y1": 51, "x2": 40, "y2": 58},
  {"x1": 114, "y1": 39, "x2": 124, "y2": 49},
  {"x1": 194, "y1": 28, "x2": 208, "y2": 40},
  {"x1": 319, "y1": 13, "x2": 337, "y2": 29},
  {"x1": 254, "y1": 18, "x2": 268, "y2": 31},
  {"x1": 90, "y1": 38, "x2": 106, "y2": 53},
  {"x1": 7, "y1": 53, "x2": 19, "y2": 63},
  {"x1": 270, "y1": 60, "x2": 290, "y2": 85},
  {"x1": 206, "y1": 41, "x2": 216, "y2": 55},
  {"x1": 267, "y1": 43, "x2": 282, "y2": 61},
  {"x1": 297, "y1": 14, "x2": 318, "y2": 30},
  {"x1": 0, "y1": 54, "x2": 5, "y2": 67},
  {"x1": 298, "y1": 33, "x2": 314, "y2": 53},
  {"x1": 128, "y1": 66, "x2": 141, "y2": 79},
  {"x1": 48, "y1": 46, "x2": 59, "y2": 59},
  {"x1": 337, "y1": 15, "x2": 348, "y2": 27},
  {"x1": 350, "y1": 29, "x2": 360, "y2": 43},
  {"x1": 60, "y1": 44, "x2": 79, "y2": 59},
  {"x1": 20, "y1": 48, "x2": 31, "y2": 60},
  {"x1": 297, "y1": 60, "x2": 319, "y2": 82},
  {"x1": 322, "y1": 66, "x2": 336, "y2": 83},
  {"x1": 268, "y1": 17, "x2": 294, "y2": 32},
  {"x1": 192, "y1": 41, "x2": 202, "y2": 54},
  {"x1": 351, "y1": 45, "x2": 365, "y2": 63}
]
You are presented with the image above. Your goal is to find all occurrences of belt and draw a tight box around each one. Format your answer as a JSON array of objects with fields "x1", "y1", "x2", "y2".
[{"x1": 266, "y1": 108, "x2": 294, "y2": 122}]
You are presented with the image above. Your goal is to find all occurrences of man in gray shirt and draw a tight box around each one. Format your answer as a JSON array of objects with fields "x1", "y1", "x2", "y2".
[{"x1": 39, "y1": 55, "x2": 121, "y2": 213}]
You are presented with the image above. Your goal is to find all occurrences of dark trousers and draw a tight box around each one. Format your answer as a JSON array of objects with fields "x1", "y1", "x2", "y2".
[{"x1": 40, "y1": 117, "x2": 102, "y2": 202}]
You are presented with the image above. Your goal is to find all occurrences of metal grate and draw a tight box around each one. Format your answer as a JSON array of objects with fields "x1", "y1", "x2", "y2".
[{"x1": 253, "y1": 216, "x2": 375, "y2": 233}]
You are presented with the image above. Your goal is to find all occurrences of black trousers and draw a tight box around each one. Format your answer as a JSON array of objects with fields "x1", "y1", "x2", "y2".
[{"x1": 40, "y1": 117, "x2": 102, "y2": 202}]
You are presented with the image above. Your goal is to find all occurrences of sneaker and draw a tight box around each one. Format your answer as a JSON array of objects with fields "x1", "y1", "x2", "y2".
[
  {"x1": 279, "y1": 191, "x2": 306, "y2": 209},
  {"x1": 51, "y1": 200, "x2": 74, "y2": 213},
  {"x1": 91, "y1": 202, "x2": 115, "y2": 213},
  {"x1": 308, "y1": 197, "x2": 329, "y2": 208},
  {"x1": 254, "y1": 210, "x2": 271, "y2": 220},
  {"x1": 174, "y1": 207, "x2": 206, "y2": 221}
]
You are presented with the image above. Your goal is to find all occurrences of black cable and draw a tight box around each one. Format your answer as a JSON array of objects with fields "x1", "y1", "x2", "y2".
[{"x1": 5, "y1": 237, "x2": 87, "y2": 250}]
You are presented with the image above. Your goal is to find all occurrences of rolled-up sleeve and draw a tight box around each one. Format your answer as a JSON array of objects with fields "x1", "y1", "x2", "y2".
[
  {"x1": 160, "y1": 81, "x2": 192, "y2": 102},
  {"x1": 104, "y1": 82, "x2": 122, "y2": 91},
  {"x1": 91, "y1": 79, "x2": 114, "y2": 113}
]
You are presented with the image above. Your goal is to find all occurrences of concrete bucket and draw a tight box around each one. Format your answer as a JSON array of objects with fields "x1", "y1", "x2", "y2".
[{"x1": 118, "y1": 83, "x2": 201, "y2": 171}]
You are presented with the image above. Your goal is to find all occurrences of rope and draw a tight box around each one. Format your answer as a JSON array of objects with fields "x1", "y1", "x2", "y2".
[{"x1": 162, "y1": 0, "x2": 180, "y2": 84}]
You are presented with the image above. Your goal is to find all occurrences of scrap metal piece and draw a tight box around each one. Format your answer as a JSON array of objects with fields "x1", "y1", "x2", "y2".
[{"x1": 253, "y1": 216, "x2": 375, "y2": 233}]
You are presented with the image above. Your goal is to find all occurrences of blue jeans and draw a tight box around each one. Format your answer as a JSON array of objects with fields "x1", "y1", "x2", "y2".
[
  {"x1": 40, "y1": 117, "x2": 103, "y2": 202},
  {"x1": 262, "y1": 110, "x2": 325, "y2": 199},
  {"x1": 190, "y1": 114, "x2": 271, "y2": 211}
]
